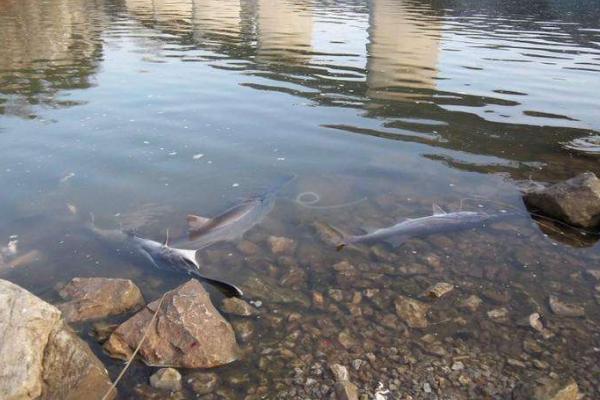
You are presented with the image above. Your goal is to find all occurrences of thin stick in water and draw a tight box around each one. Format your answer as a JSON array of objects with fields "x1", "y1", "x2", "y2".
[{"x1": 101, "y1": 294, "x2": 167, "y2": 400}]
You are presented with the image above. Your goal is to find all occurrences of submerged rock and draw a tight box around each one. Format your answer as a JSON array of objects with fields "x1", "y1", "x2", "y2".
[
  {"x1": 105, "y1": 279, "x2": 239, "y2": 368},
  {"x1": 524, "y1": 172, "x2": 600, "y2": 228},
  {"x1": 460, "y1": 295, "x2": 483, "y2": 312},
  {"x1": 243, "y1": 276, "x2": 310, "y2": 307},
  {"x1": 187, "y1": 372, "x2": 219, "y2": 395},
  {"x1": 221, "y1": 297, "x2": 258, "y2": 317},
  {"x1": 423, "y1": 282, "x2": 454, "y2": 298},
  {"x1": 0, "y1": 279, "x2": 115, "y2": 400},
  {"x1": 512, "y1": 377, "x2": 579, "y2": 400},
  {"x1": 330, "y1": 364, "x2": 359, "y2": 400},
  {"x1": 267, "y1": 236, "x2": 296, "y2": 255},
  {"x1": 487, "y1": 307, "x2": 509, "y2": 322},
  {"x1": 548, "y1": 295, "x2": 585, "y2": 318},
  {"x1": 394, "y1": 295, "x2": 430, "y2": 329},
  {"x1": 150, "y1": 368, "x2": 182, "y2": 391},
  {"x1": 57, "y1": 277, "x2": 145, "y2": 322}
]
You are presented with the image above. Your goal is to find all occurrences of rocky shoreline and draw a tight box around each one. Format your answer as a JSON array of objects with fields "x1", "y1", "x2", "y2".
[{"x1": 2, "y1": 173, "x2": 600, "y2": 399}]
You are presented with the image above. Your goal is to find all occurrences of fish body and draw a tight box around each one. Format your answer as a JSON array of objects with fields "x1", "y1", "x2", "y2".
[
  {"x1": 186, "y1": 175, "x2": 294, "y2": 248},
  {"x1": 86, "y1": 223, "x2": 243, "y2": 297},
  {"x1": 338, "y1": 205, "x2": 507, "y2": 249}
]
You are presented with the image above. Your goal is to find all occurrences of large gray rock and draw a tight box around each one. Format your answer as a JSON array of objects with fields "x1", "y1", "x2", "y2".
[
  {"x1": 0, "y1": 279, "x2": 115, "y2": 400},
  {"x1": 57, "y1": 277, "x2": 145, "y2": 323},
  {"x1": 104, "y1": 279, "x2": 239, "y2": 368},
  {"x1": 524, "y1": 172, "x2": 600, "y2": 228}
]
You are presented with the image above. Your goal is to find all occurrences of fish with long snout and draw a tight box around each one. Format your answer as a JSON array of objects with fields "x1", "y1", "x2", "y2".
[
  {"x1": 85, "y1": 219, "x2": 243, "y2": 297},
  {"x1": 336, "y1": 204, "x2": 512, "y2": 250}
]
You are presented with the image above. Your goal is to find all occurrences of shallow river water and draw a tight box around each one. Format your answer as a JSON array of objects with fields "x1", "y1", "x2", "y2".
[{"x1": 1, "y1": 0, "x2": 600, "y2": 398}]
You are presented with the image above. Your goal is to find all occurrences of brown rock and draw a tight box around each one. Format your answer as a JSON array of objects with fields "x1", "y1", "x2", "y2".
[
  {"x1": 330, "y1": 364, "x2": 358, "y2": 400},
  {"x1": 221, "y1": 297, "x2": 258, "y2": 317},
  {"x1": 236, "y1": 240, "x2": 261, "y2": 256},
  {"x1": 460, "y1": 295, "x2": 482, "y2": 312},
  {"x1": 149, "y1": 368, "x2": 181, "y2": 391},
  {"x1": 57, "y1": 277, "x2": 144, "y2": 322},
  {"x1": 104, "y1": 279, "x2": 239, "y2": 368},
  {"x1": 0, "y1": 279, "x2": 115, "y2": 400},
  {"x1": 188, "y1": 372, "x2": 219, "y2": 395},
  {"x1": 487, "y1": 307, "x2": 509, "y2": 322},
  {"x1": 548, "y1": 295, "x2": 585, "y2": 318},
  {"x1": 232, "y1": 320, "x2": 255, "y2": 342},
  {"x1": 267, "y1": 236, "x2": 296, "y2": 255},
  {"x1": 524, "y1": 172, "x2": 600, "y2": 228},
  {"x1": 394, "y1": 295, "x2": 430, "y2": 328},
  {"x1": 512, "y1": 377, "x2": 579, "y2": 400},
  {"x1": 423, "y1": 282, "x2": 454, "y2": 299}
]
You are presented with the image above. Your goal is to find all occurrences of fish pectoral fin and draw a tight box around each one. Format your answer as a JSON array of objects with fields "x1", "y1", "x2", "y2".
[
  {"x1": 432, "y1": 203, "x2": 447, "y2": 216},
  {"x1": 187, "y1": 214, "x2": 212, "y2": 231},
  {"x1": 383, "y1": 235, "x2": 409, "y2": 248}
]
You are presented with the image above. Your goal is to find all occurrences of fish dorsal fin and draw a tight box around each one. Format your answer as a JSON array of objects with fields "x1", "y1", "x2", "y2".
[
  {"x1": 187, "y1": 214, "x2": 212, "y2": 231},
  {"x1": 432, "y1": 204, "x2": 447, "y2": 216}
]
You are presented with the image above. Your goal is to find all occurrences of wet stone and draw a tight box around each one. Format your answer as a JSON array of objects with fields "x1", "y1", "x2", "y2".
[
  {"x1": 267, "y1": 236, "x2": 296, "y2": 255},
  {"x1": 487, "y1": 307, "x2": 509, "y2": 322},
  {"x1": 423, "y1": 282, "x2": 454, "y2": 298},
  {"x1": 460, "y1": 295, "x2": 483, "y2": 312},
  {"x1": 91, "y1": 321, "x2": 119, "y2": 343},
  {"x1": 523, "y1": 338, "x2": 543, "y2": 354},
  {"x1": 150, "y1": 368, "x2": 182, "y2": 392},
  {"x1": 330, "y1": 364, "x2": 359, "y2": 400},
  {"x1": 57, "y1": 277, "x2": 145, "y2": 323},
  {"x1": 481, "y1": 288, "x2": 511, "y2": 304},
  {"x1": 221, "y1": 297, "x2": 258, "y2": 317},
  {"x1": 584, "y1": 269, "x2": 600, "y2": 282},
  {"x1": 237, "y1": 240, "x2": 261, "y2": 256},
  {"x1": 548, "y1": 295, "x2": 585, "y2": 318},
  {"x1": 512, "y1": 376, "x2": 579, "y2": 400},
  {"x1": 232, "y1": 320, "x2": 255, "y2": 343},
  {"x1": 524, "y1": 172, "x2": 600, "y2": 229},
  {"x1": 188, "y1": 372, "x2": 219, "y2": 395},
  {"x1": 394, "y1": 295, "x2": 430, "y2": 329},
  {"x1": 338, "y1": 330, "x2": 358, "y2": 350}
]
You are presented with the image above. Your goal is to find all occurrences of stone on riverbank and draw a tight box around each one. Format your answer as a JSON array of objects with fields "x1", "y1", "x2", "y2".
[
  {"x1": 0, "y1": 279, "x2": 115, "y2": 400},
  {"x1": 57, "y1": 277, "x2": 144, "y2": 322},
  {"x1": 524, "y1": 172, "x2": 600, "y2": 228},
  {"x1": 104, "y1": 279, "x2": 239, "y2": 368}
]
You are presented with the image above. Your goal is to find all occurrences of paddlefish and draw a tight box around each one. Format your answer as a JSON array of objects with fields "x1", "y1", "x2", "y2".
[
  {"x1": 186, "y1": 175, "x2": 295, "y2": 248},
  {"x1": 85, "y1": 221, "x2": 243, "y2": 297},
  {"x1": 337, "y1": 204, "x2": 509, "y2": 250}
]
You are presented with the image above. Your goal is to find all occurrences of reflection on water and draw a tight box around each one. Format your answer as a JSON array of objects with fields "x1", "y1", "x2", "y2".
[
  {"x1": 366, "y1": 0, "x2": 441, "y2": 101},
  {"x1": 1, "y1": 0, "x2": 600, "y2": 398},
  {"x1": 0, "y1": 0, "x2": 103, "y2": 117}
]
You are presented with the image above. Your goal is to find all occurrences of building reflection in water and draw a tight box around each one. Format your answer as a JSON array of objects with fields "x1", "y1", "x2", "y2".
[
  {"x1": 0, "y1": 0, "x2": 103, "y2": 117},
  {"x1": 256, "y1": 0, "x2": 313, "y2": 64},
  {"x1": 366, "y1": 0, "x2": 442, "y2": 102}
]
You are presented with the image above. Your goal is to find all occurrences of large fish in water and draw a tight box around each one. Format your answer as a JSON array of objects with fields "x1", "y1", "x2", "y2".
[
  {"x1": 85, "y1": 221, "x2": 243, "y2": 297},
  {"x1": 186, "y1": 175, "x2": 294, "y2": 248},
  {"x1": 337, "y1": 204, "x2": 509, "y2": 250}
]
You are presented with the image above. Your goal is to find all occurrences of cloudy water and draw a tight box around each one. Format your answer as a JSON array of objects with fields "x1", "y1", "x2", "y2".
[{"x1": 1, "y1": 0, "x2": 600, "y2": 398}]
